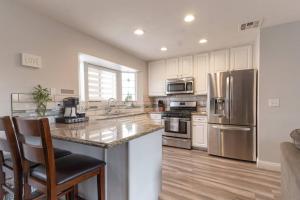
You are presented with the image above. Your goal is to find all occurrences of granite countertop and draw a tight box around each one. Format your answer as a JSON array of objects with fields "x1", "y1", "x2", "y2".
[
  {"x1": 50, "y1": 118, "x2": 163, "y2": 148},
  {"x1": 148, "y1": 111, "x2": 163, "y2": 114},
  {"x1": 90, "y1": 111, "x2": 146, "y2": 120}
]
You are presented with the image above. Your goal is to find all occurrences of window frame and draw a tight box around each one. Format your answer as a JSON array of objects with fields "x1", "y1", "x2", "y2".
[
  {"x1": 121, "y1": 72, "x2": 137, "y2": 102},
  {"x1": 83, "y1": 62, "x2": 138, "y2": 102}
]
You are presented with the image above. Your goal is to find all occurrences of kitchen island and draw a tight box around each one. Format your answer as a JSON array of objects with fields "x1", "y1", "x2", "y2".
[{"x1": 50, "y1": 117, "x2": 163, "y2": 200}]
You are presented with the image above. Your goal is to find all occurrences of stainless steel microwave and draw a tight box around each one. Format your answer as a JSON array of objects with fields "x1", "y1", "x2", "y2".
[{"x1": 166, "y1": 77, "x2": 194, "y2": 95}]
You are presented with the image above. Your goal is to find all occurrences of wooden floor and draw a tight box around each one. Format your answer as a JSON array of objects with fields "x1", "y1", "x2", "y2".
[{"x1": 160, "y1": 147, "x2": 281, "y2": 200}]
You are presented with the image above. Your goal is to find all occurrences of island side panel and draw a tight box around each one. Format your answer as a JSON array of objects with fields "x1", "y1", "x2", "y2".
[
  {"x1": 54, "y1": 139, "x2": 129, "y2": 200},
  {"x1": 128, "y1": 129, "x2": 163, "y2": 200},
  {"x1": 106, "y1": 143, "x2": 129, "y2": 200}
]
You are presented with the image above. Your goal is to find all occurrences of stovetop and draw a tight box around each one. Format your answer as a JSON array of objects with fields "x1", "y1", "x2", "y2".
[
  {"x1": 161, "y1": 101, "x2": 197, "y2": 118},
  {"x1": 162, "y1": 111, "x2": 193, "y2": 118}
]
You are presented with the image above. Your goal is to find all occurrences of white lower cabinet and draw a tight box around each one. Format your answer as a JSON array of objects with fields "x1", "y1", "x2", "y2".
[{"x1": 192, "y1": 116, "x2": 208, "y2": 149}]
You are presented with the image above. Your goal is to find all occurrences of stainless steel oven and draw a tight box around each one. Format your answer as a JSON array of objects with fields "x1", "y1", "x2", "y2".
[
  {"x1": 163, "y1": 117, "x2": 191, "y2": 139},
  {"x1": 162, "y1": 101, "x2": 196, "y2": 149},
  {"x1": 166, "y1": 77, "x2": 194, "y2": 95}
]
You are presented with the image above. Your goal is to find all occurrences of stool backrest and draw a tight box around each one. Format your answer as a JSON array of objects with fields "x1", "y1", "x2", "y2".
[
  {"x1": 0, "y1": 116, "x2": 22, "y2": 199},
  {"x1": 13, "y1": 117, "x2": 57, "y2": 188}
]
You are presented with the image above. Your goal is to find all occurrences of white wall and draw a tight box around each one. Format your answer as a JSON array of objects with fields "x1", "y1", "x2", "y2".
[
  {"x1": 258, "y1": 21, "x2": 300, "y2": 164},
  {"x1": 0, "y1": 0, "x2": 147, "y2": 116}
]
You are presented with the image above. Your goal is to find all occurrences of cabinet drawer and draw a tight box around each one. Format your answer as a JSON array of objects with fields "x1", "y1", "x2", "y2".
[
  {"x1": 149, "y1": 113, "x2": 162, "y2": 120},
  {"x1": 192, "y1": 116, "x2": 207, "y2": 123}
]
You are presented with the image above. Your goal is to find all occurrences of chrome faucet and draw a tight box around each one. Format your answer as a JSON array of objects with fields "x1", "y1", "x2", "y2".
[{"x1": 106, "y1": 98, "x2": 117, "y2": 114}]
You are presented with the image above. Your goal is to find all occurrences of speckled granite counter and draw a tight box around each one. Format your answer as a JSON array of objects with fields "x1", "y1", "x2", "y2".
[
  {"x1": 50, "y1": 118, "x2": 163, "y2": 148},
  {"x1": 51, "y1": 116, "x2": 163, "y2": 200},
  {"x1": 89, "y1": 111, "x2": 146, "y2": 120}
]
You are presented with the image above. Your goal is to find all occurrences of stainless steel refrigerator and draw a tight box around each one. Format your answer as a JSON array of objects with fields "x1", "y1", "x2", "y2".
[{"x1": 207, "y1": 69, "x2": 257, "y2": 162}]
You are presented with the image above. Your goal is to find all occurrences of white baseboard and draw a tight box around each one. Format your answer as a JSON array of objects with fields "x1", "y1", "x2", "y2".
[{"x1": 257, "y1": 159, "x2": 281, "y2": 172}]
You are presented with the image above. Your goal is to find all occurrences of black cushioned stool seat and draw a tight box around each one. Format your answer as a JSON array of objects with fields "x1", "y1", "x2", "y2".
[
  {"x1": 31, "y1": 154, "x2": 105, "y2": 185},
  {"x1": 4, "y1": 148, "x2": 71, "y2": 168}
]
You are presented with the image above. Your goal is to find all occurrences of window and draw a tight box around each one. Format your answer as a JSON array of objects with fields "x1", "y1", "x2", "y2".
[
  {"x1": 87, "y1": 66, "x2": 117, "y2": 100},
  {"x1": 82, "y1": 62, "x2": 137, "y2": 102},
  {"x1": 122, "y1": 72, "x2": 136, "y2": 101}
]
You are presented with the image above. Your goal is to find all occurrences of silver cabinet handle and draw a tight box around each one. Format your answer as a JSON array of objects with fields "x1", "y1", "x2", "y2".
[{"x1": 211, "y1": 125, "x2": 251, "y2": 131}]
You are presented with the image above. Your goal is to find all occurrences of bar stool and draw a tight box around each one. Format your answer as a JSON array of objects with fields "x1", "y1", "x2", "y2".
[
  {"x1": 0, "y1": 116, "x2": 72, "y2": 199},
  {"x1": 13, "y1": 117, "x2": 106, "y2": 200},
  {"x1": 0, "y1": 116, "x2": 23, "y2": 200}
]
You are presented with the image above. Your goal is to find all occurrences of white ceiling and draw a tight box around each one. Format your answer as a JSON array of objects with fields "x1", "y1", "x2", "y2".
[{"x1": 16, "y1": 0, "x2": 300, "y2": 61}]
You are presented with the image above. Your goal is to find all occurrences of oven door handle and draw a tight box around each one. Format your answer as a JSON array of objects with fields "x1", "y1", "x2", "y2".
[
  {"x1": 179, "y1": 119, "x2": 191, "y2": 122},
  {"x1": 162, "y1": 117, "x2": 190, "y2": 122}
]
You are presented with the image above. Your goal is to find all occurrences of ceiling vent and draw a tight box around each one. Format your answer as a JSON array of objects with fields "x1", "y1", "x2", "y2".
[{"x1": 239, "y1": 20, "x2": 262, "y2": 31}]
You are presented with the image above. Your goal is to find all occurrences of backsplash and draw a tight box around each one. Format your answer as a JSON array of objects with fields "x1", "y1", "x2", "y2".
[
  {"x1": 11, "y1": 93, "x2": 154, "y2": 121},
  {"x1": 11, "y1": 93, "x2": 77, "y2": 122},
  {"x1": 151, "y1": 95, "x2": 207, "y2": 113}
]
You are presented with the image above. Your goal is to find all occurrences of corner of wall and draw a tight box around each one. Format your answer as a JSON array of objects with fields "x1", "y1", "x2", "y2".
[{"x1": 257, "y1": 158, "x2": 281, "y2": 172}]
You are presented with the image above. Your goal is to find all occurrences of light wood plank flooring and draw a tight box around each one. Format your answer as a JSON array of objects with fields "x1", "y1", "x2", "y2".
[{"x1": 160, "y1": 147, "x2": 281, "y2": 200}]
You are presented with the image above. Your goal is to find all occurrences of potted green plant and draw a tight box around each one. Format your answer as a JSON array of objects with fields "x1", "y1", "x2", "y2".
[{"x1": 32, "y1": 85, "x2": 52, "y2": 117}]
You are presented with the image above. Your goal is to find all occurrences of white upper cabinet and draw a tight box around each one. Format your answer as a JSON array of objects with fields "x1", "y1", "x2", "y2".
[
  {"x1": 166, "y1": 56, "x2": 193, "y2": 79},
  {"x1": 194, "y1": 53, "x2": 209, "y2": 95},
  {"x1": 179, "y1": 56, "x2": 193, "y2": 78},
  {"x1": 148, "y1": 60, "x2": 166, "y2": 96},
  {"x1": 230, "y1": 45, "x2": 253, "y2": 70},
  {"x1": 166, "y1": 58, "x2": 179, "y2": 79},
  {"x1": 210, "y1": 49, "x2": 230, "y2": 73},
  {"x1": 148, "y1": 44, "x2": 254, "y2": 97}
]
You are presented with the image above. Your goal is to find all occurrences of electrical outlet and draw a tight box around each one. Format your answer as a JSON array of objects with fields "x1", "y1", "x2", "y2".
[{"x1": 268, "y1": 98, "x2": 280, "y2": 107}]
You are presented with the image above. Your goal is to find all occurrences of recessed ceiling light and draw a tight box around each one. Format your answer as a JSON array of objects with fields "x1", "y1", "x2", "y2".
[
  {"x1": 184, "y1": 14, "x2": 195, "y2": 23},
  {"x1": 134, "y1": 29, "x2": 144, "y2": 36},
  {"x1": 199, "y1": 38, "x2": 208, "y2": 44},
  {"x1": 161, "y1": 46, "x2": 168, "y2": 51}
]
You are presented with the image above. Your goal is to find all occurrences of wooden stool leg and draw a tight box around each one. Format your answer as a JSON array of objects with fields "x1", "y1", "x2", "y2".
[
  {"x1": 73, "y1": 185, "x2": 78, "y2": 200},
  {"x1": 66, "y1": 192, "x2": 71, "y2": 200},
  {"x1": 0, "y1": 171, "x2": 5, "y2": 200},
  {"x1": 23, "y1": 183, "x2": 31, "y2": 200},
  {"x1": 97, "y1": 167, "x2": 105, "y2": 200},
  {"x1": 23, "y1": 162, "x2": 31, "y2": 200},
  {"x1": 0, "y1": 154, "x2": 5, "y2": 200}
]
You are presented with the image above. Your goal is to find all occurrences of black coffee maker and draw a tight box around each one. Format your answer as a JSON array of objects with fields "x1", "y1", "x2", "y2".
[{"x1": 56, "y1": 97, "x2": 88, "y2": 124}]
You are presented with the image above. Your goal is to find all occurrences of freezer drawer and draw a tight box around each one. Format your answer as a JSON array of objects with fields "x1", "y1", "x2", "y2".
[{"x1": 208, "y1": 124, "x2": 256, "y2": 161}]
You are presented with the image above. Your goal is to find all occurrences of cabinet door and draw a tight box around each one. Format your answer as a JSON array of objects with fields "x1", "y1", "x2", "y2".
[
  {"x1": 192, "y1": 123, "x2": 207, "y2": 148},
  {"x1": 230, "y1": 45, "x2": 253, "y2": 70},
  {"x1": 166, "y1": 58, "x2": 179, "y2": 79},
  {"x1": 179, "y1": 56, "x2": 193, "y2": 77},
  {"x1": 166, "y1": 58, "x2": 179, "y2": 78},
  {"x1": 149, "y1": 113, "x2": 162, "y2": 120},
  {"x1": 148, "y1": 60, "x2": 166, "y2": 96},
  {"x1": 194, "y1": 54, "x2": 209, "y2": 95},
  {"x1": 210, "y1": 49, "x2": 229, "y2": 73}
]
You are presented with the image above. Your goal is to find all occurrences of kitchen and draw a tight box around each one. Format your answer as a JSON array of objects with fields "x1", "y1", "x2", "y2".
[{"x1": 1, "y1": 0, "x2": 300, "y2": 200}]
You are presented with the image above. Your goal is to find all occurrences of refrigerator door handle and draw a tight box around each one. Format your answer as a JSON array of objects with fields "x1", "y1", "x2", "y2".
[
  {"x1": 211, "y1": 125, "x2": 251, "y2": 132},
  {"x1": 229, "y1": 75, "x2": 234, "y2": 120},
  {"x1": 225, "y1": 76, "x2": 230, "y2": 119}
]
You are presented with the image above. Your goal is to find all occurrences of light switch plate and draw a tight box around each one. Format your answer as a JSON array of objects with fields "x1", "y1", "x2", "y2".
[
  {"x1": 21, "y1": 53, "x2": 42, "y2": 68},
  {"x1": 268, "y1": 98, "x2": 280, "y2": 107}
]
